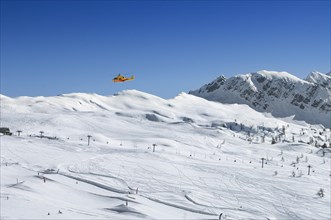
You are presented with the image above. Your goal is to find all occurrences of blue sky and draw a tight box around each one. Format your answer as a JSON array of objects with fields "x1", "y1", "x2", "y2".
[{"x1": 1, "y1": 0, "x2": 330, "y2": 98}]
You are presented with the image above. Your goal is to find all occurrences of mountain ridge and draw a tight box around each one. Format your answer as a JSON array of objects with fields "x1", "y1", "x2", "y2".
[{"x1": 189, "y1": 70, "x2": 331, "y2": 128}]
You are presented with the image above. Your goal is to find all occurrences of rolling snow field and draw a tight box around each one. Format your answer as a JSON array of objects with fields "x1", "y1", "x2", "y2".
[{"x1": 1, "y1": 90, "x2": 330, "y2": 219}]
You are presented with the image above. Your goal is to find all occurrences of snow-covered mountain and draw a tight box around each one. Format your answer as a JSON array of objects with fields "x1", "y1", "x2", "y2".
[
  {"x1": 189, "y1": 70, "x2": 331, "y2": 128},
  {"x1": 1, "y1": 90, "x2": 330, "y2": 219}
]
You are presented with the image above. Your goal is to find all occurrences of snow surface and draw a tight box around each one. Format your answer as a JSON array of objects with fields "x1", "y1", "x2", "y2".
[
  {"x1": 1, "y1": 90, "x2": 330, "y2": 219},
  {"x1": 251, "y1": 70, "x2": 307, "y2": 84}
]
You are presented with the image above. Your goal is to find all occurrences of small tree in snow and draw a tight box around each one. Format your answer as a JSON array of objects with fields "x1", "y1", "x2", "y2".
[
  {"x1": 261, "y1": 158, "x2": 265, "y2": 168},
  {"x1": 317, "y1": 188, "x2": 324, "y2": 198},
  {"x1": 262, "y1": 135, "x2": 265, "y2": 143},
  {"x1": 282, "y1": 125, "x2": 286, "y2": 134}
]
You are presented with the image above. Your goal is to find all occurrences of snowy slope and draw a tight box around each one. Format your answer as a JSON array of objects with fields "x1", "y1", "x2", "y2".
[
  {"x1": 1, "y1": 90, "x2": 330, "y2": 219},
  {"x1": 189, "y1": 70, "x2": 331, "y2": 128}
]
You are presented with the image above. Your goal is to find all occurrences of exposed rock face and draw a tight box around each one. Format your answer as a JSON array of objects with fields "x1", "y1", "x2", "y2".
[{"x1": 189, "y1": 70, "x2": 331, "y2": 128}]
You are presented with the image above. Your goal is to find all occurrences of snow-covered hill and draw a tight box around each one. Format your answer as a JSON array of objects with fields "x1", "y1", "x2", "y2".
[
  {"x1": 189, "y1": 70, "x2": 331, "y2": 128},
  {"x1": 1, "y1": 90, "x2": 330, "y2": 219}
]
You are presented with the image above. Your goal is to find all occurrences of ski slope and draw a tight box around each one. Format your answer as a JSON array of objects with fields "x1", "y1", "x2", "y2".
[{"x1": 1, "y1": 90, "x2": 330, "y2": 219}]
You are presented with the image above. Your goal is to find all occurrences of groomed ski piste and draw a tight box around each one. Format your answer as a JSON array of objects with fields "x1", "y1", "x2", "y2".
[{"x1": 1, "y1": 90, "x2": 330, "y2": 219}]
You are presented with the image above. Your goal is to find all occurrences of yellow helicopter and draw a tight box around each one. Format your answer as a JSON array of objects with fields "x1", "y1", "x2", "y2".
[{"x1": 112, "y1": 74, "x2": 135, "y2": 83}]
